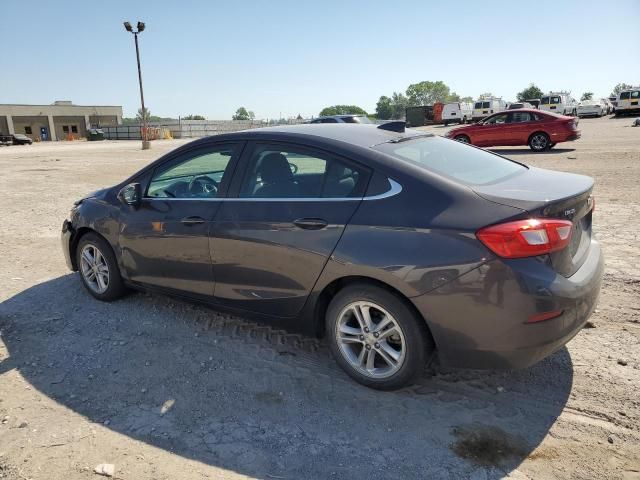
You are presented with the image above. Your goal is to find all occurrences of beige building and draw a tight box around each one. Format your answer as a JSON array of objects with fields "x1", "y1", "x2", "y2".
[{"x1": 0, "y1": 101, "x2": 123, "y2": 141}]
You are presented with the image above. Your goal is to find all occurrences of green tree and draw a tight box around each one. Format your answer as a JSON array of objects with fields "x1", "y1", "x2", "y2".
[
  {"x1": 248, "y1": 111, "x2": 256, "y2": 120},
  {"x1": 232, "y1": 107, "x2": 251, "y2": 120},
  {"x1": 405, "y1": 80, "x2": 451, "y2": 106},
  {"x1": 610, "y1": 83, "x2": 633, "y2": 97},
  {"x1": 375, "y1": 96, "x2": 393, "y2": 120},
  {"x1": 460, "y1": 96, "x2": 474, "y2": 102},
  {"x1": 319, "y1": 105, "x2": 367, "y2": 116},
  {"x1": 478, "y1": 92, "x2": 494, "y2": 99},
  {"x1": 516, "y1": 84, "x2": 543, "y2": 102},
  {"x1": 136, "y1": 107, "x2": 151, "y2": 123},
  {"x1": 445, "y1": 92, "x2": 461, "y2": 102},
  {"x1": 390, "y1": 92, "x2": 408, "y2": 119},
  {"x1": 580, "y1": 92, "x2": 594, "y2": 101},
  {"x1": 182, "y1": 114, "x2": 206, "y2": 120}
]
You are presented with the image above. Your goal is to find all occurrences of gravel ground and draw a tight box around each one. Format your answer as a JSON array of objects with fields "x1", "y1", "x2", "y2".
[{"x1": 0, "y1": 117, "x2": 638, "y2": 480}]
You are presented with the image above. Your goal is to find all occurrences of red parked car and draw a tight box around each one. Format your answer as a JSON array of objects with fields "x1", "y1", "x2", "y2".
[{"x1": 445, "y1": 109, "x2": 580, "y2": 152}]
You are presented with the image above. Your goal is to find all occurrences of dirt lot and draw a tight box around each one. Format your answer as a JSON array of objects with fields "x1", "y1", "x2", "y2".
[{"x1": 0, "y1": 117, "x2": 639, "y2": 480}]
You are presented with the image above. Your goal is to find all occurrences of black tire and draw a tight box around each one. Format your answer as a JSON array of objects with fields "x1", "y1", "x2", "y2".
[
  {"x1": 454, "y1": 134, "x2": 470, "y2": 144},
  {"x1": 528, "y1": 132, "x2": 550, "y2": 152},
  {"x1": 325, "y1": 283, "x2": 433, "y2": 390},
  {"x1": 76, "y1": 232, "x2": 127, "y2": 301},
  {"x1": 443, "y1": 121, "x2": 449, "y2": 126}
]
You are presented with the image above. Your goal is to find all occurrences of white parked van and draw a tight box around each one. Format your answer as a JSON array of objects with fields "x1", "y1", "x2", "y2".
[
  {"x1": 442, "y1": 102, "x2": 473, "y2": 125},
  {"x1": 615, "y1": 87, "x2": 640, "y2": 115},
  {"x1": 471, "y1": 98, "x2": 506, "y2": 122},
  {"x1": 539, "y1": 92, "x2": 577, "y2": 116}
]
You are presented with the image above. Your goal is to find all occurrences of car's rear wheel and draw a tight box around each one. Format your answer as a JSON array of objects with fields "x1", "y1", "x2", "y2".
[
  {"x1": 326, "y1": 284, "x2": 433, "y2": 390},
  {"x1": 529, "y1": 132, "x2": 550, "y2": 152},
  {"x1": 77, "y1": 232, "x2": 127, "y2": 301},
  {"x1": 454, "y1": 134, "x2": 470, "y2": 144}
]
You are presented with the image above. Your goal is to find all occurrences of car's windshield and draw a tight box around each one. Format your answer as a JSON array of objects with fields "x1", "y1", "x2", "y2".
[{"x1": 373, "y1": 136, "x2": 526, "y2": 186}]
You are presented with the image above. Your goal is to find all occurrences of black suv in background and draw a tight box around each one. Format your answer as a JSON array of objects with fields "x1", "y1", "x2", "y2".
[{"x1": 0, "y1": 133, "x2": 33, "y2": 145}]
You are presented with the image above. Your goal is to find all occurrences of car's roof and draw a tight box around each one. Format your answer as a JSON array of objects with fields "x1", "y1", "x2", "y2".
[{"x1": 226, "y1": 123, "x2": 428, "y2": 148}]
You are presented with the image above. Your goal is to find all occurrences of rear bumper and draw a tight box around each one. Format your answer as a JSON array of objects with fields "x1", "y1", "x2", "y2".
[
  {"x1": 411, "y1": 239, "x2": 604, "y2": 369},
  {"x1": 61, "y1": 219, "x2": 75, "y2": 271}
]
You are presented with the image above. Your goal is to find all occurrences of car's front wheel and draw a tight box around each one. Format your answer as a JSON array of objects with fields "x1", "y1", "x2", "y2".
[
  {"x1": 77, "y1": 232, "x2": 127, "y2": 301},
  {"x1": 454, "y1": 134, "x2": 470, "y2": 144},
  {"x1": 529, "y1": 132, "x2": 550, "y2": 152},
  {"x1": 326, "y1": 284, "x2": 433, "y2": 390}
]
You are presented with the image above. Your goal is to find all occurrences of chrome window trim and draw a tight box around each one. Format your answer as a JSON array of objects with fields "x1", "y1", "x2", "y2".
[{"x1": 143, "y1": 179, "x2": 402, "y2": 203}]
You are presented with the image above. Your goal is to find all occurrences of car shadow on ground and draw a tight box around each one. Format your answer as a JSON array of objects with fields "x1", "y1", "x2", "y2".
[
  {"x1": 0, "y1": 275, "x2": 574, "y2": 479},
  {"x1": 490, "y1": 148, "x2": 576, "y2": 156}
]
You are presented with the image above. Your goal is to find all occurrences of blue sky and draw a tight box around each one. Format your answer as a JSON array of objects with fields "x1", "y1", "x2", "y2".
[{"x1": 1, "y1": 0, "x2": 638, "y2": 119}]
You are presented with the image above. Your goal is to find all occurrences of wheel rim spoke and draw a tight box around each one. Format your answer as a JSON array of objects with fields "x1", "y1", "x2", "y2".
[
  {"x1": 336, "y1": 301, "x2": 406, "y2": 379},
  {"x1": 80, "y1": 244, "x2": 109, "y2": 294}
]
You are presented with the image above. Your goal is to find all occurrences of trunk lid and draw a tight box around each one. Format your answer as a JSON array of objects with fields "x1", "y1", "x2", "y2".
[{"x1": 473, "y1": 166, "x2": 594, "y2": 276}]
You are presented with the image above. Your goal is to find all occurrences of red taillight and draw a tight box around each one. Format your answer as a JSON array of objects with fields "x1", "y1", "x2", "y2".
[{"x1": 476, "y1": 218, "x2": 573, "y2": 259}]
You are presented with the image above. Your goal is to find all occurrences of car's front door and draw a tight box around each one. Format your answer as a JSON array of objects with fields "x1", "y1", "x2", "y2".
[
  {"x1": 475, "y1": 113, "x2": 509, "y2": 146},
  {"x1": 118, "y1": 142, "x2": 243, "y2": 296},
  {"x1": 210, "y1": 141, "x2": 369, "y2": 317}
]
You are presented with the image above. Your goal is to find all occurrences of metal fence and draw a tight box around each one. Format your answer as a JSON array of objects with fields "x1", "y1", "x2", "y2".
[{"x1": 101, "y1": 119, "x2": 305, "y2": 140}]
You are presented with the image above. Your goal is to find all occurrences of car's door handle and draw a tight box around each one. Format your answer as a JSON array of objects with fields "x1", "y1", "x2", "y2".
[
  {"x1": 181, "y1": 216, "x2": 206, "y2": 225},
  {"x1": 293, "y1": 218, "x2": 328, "y2": 230}
]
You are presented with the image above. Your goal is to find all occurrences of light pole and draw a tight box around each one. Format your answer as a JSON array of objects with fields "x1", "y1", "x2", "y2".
[{"x1": 123, "y1": 21, "x2": 150, "y2": 150}]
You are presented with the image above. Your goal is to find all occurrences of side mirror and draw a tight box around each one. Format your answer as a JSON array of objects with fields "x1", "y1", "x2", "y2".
[{"x1": 118, "y1": 183, "x2": 141, "y2": 207}]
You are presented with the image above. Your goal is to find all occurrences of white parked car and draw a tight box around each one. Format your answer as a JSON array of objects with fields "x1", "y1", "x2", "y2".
[
  {"x1": 442, "y1": 102, "x2": 473, "y2": 125},
  {"x1": 615, "y1": 87, "x2": 640, "y2": 116},
  {"x1": 471, "y1": 98, "x2": 507, "y2": 122},
  {"x1": 539, "y1": 92, "x2": 577, "y2": 116},
  {"x1": 577, "y1": 100, "x2": 606, "y2": 118}
]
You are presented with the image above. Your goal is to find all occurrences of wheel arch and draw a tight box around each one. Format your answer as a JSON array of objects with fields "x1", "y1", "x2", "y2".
[
  {"x1": 312, "y1": 275, "x2": 436, "y2": 347},
  {"x1": 69, "y1": 227, "x2": 108, "y2": 271}
]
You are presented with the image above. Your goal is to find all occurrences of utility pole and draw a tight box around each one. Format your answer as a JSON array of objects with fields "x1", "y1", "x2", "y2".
[{"x1": 124, "y1": 21, "x2": 150, "y2": 150}]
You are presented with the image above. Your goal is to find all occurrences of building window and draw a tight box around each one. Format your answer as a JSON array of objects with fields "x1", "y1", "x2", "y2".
[
  {"x1": 24, "y1": 126, "x2": 32, "y2": 134},
  {"x1": 71, "y1": 125, "x2": 78, "y2": 133},
  {"x1": 62, "y1": 126, "x2": 69, "y2": 133}
]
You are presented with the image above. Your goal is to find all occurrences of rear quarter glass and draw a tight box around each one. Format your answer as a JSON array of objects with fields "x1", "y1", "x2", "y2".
[{"x1": 373, "y1": 136, "x2": 526, "y2": 187}]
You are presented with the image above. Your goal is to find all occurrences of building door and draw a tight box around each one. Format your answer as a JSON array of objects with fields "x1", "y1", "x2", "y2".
[{"x1": 40, "y1": 127, "x2": 48, "y2": 141}]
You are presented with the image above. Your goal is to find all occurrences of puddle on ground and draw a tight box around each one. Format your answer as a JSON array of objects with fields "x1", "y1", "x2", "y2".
[{"x1": 451, "y1": 424, "x2": 528, "y2": 467}]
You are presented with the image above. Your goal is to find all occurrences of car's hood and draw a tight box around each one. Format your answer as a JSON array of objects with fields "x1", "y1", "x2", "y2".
[{"x1": 74, "y1": 187, "x2": 110, "y2": 205}]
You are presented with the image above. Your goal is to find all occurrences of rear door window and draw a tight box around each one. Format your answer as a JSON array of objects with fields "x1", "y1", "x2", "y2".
[
  {"x1": 541, "y1": 96, "x2": 550, "y2": 104},
  {"x1": 619, "y1": 92, "x2": 631, "y2": 100},
  {"x1": 509, "y1": 112, "x2": 532, "y2": 123},
  {"x1": 474, "y1": 102, "x2": 482, "y2": 109},
  {"x1": 239, "y1": 144, "x2": 368, "y2": 198}
]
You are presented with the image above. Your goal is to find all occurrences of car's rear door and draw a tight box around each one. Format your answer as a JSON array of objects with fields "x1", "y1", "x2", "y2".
[
  {"x1": 506, "y1": 111, "x2": 535, "y2": 145},
  {"x1": 209, "y1": 141, "x2": 369, "y2": 317},
  {"x1": 118, "y1": 142, "x2": 243, "y2": 296}
]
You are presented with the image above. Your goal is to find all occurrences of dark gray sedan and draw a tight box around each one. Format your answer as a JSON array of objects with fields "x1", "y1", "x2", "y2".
[{"x1": 61, "y1": 123, "x2": 603, "y2": 389}]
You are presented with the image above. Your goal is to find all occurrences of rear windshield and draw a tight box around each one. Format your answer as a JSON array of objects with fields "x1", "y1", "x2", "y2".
[{"x1": 373, "y1": 136, "x2": 526, "y2": 186}]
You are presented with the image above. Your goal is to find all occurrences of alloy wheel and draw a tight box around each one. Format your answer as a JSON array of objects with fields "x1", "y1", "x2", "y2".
[
  {"x1": 80, "y1": 244, "x2": 110, "y2": 294},
  {"x1": 335, "y1": 301, "x2": 406, "y2": 379},
  {"x1": 531, "y1": 134, "x2": 548, "y2": 151}
]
